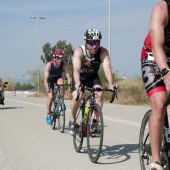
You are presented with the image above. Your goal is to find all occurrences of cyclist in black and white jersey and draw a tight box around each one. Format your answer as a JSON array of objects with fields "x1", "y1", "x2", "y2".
[{"x1": 69, "y1": 28, "x2": 117, "y2": 135}]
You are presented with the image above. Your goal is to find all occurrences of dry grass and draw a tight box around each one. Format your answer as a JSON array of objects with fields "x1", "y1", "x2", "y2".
[
  {"x1": 31, "y1": 78, "x2": 149, "y2": 105},
  {"x1": 112, "y1": 78, "x2": 150, "y2": 105}
]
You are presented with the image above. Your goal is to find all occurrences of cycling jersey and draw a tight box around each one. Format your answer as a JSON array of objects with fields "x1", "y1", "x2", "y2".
[
  {"x1": 79, "y1": 45, "x2": 102, "y2": 78},
  {"x1": 47, "y1": 61, "x2": 64, "y2": 90},
  {"x1": 49, "y1": 60, "x2": 63, "y2": 78},
  {"x1": 141, "y1": 0, "x2": 170, "y2": 97}
]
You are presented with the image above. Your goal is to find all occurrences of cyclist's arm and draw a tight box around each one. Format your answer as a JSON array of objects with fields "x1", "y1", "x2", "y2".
[
  {"x1": 72, "y1": 47, "x2": 82, "y2": 90},
  {"x1": 63, "y1": 62, "x2": 71, "y2": 85},
  {"x1": 100, "y1": 48, "x2": 115, "y2": 90},
  {"x1": 150, "y1": 2, "x2": 168, "y2": 71},
  {"x1": 150, "y1": 2, "x2": 170, "y2": 90},
  {"x1": 44, "y1": 62, "x2": 51, "y2": 91}
]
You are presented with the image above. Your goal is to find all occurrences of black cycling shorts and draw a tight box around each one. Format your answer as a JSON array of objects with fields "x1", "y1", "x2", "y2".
[
  {"x1": 48, "y1": 75, "x2": 63, "y2": 91},
  {"x1": 71, "y1": 74, "x2": 102, "y2": 92},
  {"x1": 141, "y1": 47, "x2": 168, "y2": 97}
]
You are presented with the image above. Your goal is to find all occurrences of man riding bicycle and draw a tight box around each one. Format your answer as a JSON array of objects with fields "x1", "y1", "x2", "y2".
[
  {"x1": 69, "y1": 28, "x2": 117, "y2": 135},
  {"x1": 141, "y1": 0, "x2": 170, "y2": 169},
  {"x1": 0, "y1": 81, "x2": 7, "y2": 105},
  {"x1": 44, "y1": 50, "x2": 71, "y2": 125}
]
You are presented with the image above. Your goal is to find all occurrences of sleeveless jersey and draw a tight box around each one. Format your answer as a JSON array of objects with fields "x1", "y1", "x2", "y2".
[
  {"x1": 79, "y1": 45, "x2": 102, "y2": 78},
  {"x1": 141, "y1": 0, "x2": 170, "y2": 59},
  {"x1": 49, "y1": 60, "x2": 63, "y2": 78}
]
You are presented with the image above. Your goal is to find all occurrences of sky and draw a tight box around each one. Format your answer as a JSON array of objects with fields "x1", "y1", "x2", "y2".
[{"x1": 0, "y1": 0, "x2": 158, "y2": 82}]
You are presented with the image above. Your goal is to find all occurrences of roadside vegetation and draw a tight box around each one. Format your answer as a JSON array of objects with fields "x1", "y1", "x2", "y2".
[{"x1": 0, "y1": 40, "x2": 149, "y2": 105}]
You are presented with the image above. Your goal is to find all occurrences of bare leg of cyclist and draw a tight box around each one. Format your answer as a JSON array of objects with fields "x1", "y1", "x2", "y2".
[
  {"x1": 70, "y1": 90, "x2": 82, "y2": 122},
  {"x1": 46, "y1": 91, "x2": 53, "y2": 114},
  {"x1": 93, "y1": 85, "x2": 103, "y2": 108},
  {"x1": 57, "y1": 78, "x2": 64, "y2": 100},
  {"x1": 69, "y1": 90, "x2": 82, "y2": 135},
  {"x1": 45, "y1": 91, "x2": 53, "y2": 125},
  {"x1": 149, "y1": 91, "x2": 167, "y2": 165}
]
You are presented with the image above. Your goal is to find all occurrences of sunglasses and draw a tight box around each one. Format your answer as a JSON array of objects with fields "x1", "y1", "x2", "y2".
[
  {"x1": 55, "y1": 57, "x2": 63, "y2": 61},
  {"x1": 87, "y1": 40, "x2": 100, "y2": 46}
]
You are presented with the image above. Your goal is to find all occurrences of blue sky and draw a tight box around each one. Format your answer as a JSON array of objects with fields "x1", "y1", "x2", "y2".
[{"x1": 0, "y1": 0, "x2": 157, "y2": 81}]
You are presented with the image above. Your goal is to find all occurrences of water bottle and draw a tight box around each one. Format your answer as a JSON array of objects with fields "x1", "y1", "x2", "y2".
[{"x1": 83, "y1": 107, "x2": 89, "y2": 123}]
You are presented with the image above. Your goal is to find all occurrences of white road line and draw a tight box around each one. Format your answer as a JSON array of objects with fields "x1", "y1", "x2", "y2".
[
  {"x1": 6, "y1": 99, "x2": 141, "y2": 127},
  {"x1": 6, "y1": 99, "x2": 45, "y2": 107},
  {"x1": 104, "y1": 116, "x2": 141, "y2": 127}
]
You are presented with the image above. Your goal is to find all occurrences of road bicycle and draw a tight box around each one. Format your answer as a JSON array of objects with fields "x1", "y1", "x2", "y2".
[
  {"x1": 73, "y1": 85, "x2": 117, "y2": 163},
  {"x1": 139, "y1": 93, "x2": 170, "y2": 170},
  {"x1": 51, "y1": 84, "x2": 69, "y2": 133}
]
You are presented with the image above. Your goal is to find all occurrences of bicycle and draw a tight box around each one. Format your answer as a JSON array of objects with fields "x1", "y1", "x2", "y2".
[
  {"x1": 73, "y1": 84, "x2": 117, "y2": 163},
  {"x1": 139, "y1": 93, "x2": 170, "y2": 170},
  {"x1": 51, "y1": 84, "x2": 69, "y2": 133}
]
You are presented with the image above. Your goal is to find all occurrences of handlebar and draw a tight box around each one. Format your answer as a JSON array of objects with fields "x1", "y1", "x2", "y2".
[{"x1": 75, "y1": 85, "x2": 118, "y2": 103}]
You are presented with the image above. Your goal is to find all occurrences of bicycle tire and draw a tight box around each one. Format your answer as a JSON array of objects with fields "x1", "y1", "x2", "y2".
[
  {"x1": 73, "y1": 106, "x2": 84, "y2": 152},
  {"x1": 51, "y1": 105, "x2": 57, "y2": 130},
  {"x1": 57, "y1": 96, "x2": 65, "y2": 133},
  {"x1": 139, "y1": 110, "x2": 151, "y2": 170},
  {"x1": 139, "y1": 110, "x2": 170, "y2": 170},
  {"x1": 87, "y1": 103, "x2": 103, "y2": 163}
]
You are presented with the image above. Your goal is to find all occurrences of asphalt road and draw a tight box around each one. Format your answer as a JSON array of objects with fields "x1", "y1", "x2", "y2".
[{"x1": 0, "y1": 94, "x2": 151, "y2": 170}]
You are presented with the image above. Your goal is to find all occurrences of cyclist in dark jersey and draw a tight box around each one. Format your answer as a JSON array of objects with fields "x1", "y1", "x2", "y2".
[
  {"x1": 44, "y1": 51, "x2": 71, "y2": 125},
  {"x1": 141, "y1": 0, "x2": 170, "y2": 169},
  {"x1": 0, "y1": 81, "x2": 7, "y2": 105},
  {"x1": 68, "y1": 29, "x2": 117, "y2": 135}
]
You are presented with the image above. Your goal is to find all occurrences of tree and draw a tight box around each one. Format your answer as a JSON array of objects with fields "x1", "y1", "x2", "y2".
[
  {"x1": 41, "y1": 40, "x2": 74, "y2": 64},
  {"x1": 24, "y1": 65, "x2": 44, "y2": 90}
]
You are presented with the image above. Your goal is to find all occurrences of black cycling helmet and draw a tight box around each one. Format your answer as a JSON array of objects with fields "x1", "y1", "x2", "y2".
[{"x1": 84, "y1": 29, "x2": 102, "y2": 40}]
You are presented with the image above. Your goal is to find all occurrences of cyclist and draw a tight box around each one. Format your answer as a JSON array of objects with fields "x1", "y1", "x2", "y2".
[
  {"x1": 69, "y1": 28, "x2": 117, "y2": 135},
  {"x1": 44, "y1": 50, "x2": 71, "y2": 125},
  {"x1": 141, "y1": 0, "x2": 170, "y2": 169},
  {"x1": 0, "y1": 81, "x2": 7, "y2": 105}
]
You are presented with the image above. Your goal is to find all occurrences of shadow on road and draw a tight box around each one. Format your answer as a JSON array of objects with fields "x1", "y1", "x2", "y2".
[
  {"x1": 98, "y1": 144, "x2": 138, "y2": 164},
  {"x1": 0, "y1": 107, "x2": 23, "y2": 110}
]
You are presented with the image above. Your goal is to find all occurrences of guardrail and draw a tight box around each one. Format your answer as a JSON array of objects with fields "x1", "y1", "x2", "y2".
[{"x1": 4, "y1": 91, "x2": 37, "y2": 97}]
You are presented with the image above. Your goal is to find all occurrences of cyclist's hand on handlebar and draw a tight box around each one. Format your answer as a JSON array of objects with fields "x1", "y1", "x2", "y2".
[
  {"x1": 46, "y1": 87, "x2": 50, "y2": 93},
  {"x1": 75, "y1": 83, "x2": 81, "y2": 101},
  {"x1": 68, "y1": 87, "x2": 72, "y2": 93},
  {"x1": 109, "y1": 84, "x2": 118, "y2": 91},
  {"x1": 75, "y1": 83, "x2": 80, "y2": 92}
]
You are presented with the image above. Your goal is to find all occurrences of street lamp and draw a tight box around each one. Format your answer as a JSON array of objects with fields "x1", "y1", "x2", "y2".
[
  {"x1": 109, "y1": 0, "x2": 111, "y2": 65},
  {"x1": 30, "y1": 16, "x2": 46, "y2": 92}
]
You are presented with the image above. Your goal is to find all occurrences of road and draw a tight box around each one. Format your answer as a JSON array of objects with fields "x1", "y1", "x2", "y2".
[{"x1": 0, "y1": 94, "x2": 151, "y2": 170}]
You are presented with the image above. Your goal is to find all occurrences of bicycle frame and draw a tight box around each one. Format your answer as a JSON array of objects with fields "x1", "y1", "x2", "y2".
[
  {"x1": 73, "y1": 85, "x2": 117, "y2": 163},
  {"x1": 53, "y1": 85, "x2": 61, "y2": 116},
  {"x1": 51, "y1": 83, "x2": 69, "y2": 133}
]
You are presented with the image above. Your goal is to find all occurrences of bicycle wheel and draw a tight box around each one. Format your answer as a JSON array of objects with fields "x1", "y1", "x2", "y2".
[
  {"x1": 51, "y1": 105, "x2": 57, "y2": 130},
  {"x1": 139, "y1": 110, "x2": 151, "y2": 170},
  {"x1": 73, "y1": 106, "x2": 84, "y2": 152},
  {"x1": 87, "y1": 103, "x2": 103, "y2": 163},
  {"x1": 139, "y1": 110, "x2": 170, "y2": 170},
  {"x1": 57, "y1": 97, "x2": 65, "y2": 133}
]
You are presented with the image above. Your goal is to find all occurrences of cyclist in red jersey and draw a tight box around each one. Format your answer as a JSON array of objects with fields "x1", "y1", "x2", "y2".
[
  {"x1": 44, "y1": 51, "x2": 71, "y2": 125},
  {"x1": 141, "y1": 0, "x2": 170, "y2": 169},
  {"x1": 68, "y1": 29, "x2": 117, "y2": 135}
]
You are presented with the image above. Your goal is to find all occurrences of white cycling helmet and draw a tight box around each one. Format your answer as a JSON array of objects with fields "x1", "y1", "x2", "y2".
[{"x1": 84, "y1": 29, "x2": 102, "y2": 40}]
